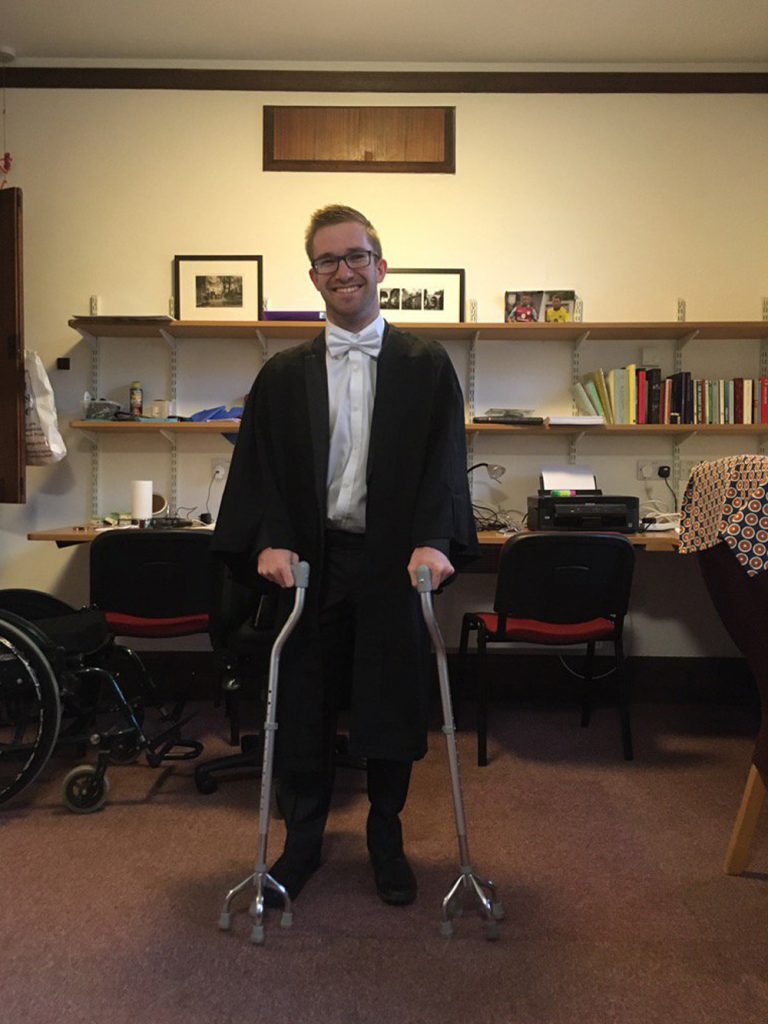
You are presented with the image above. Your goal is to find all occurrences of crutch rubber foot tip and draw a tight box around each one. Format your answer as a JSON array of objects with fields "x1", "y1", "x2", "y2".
[
  {"x1": 485, "y1": 921, "x2": 501, "y2": 941},
  {"x1": 249, "y1": 925, "x2": 265, "y2": 944},
  {"x1": 280, "y1": 912, "x2": 293, "y2": 928},
  {"x1": 218, "y1": 912, "x2": 232, "y2": 931},
  {"x1": 440, "y1": 921, "x2": 454, "y2": 938},
  {"x1": 491, "y1": 902, "x2": 505, "y2": 920}
]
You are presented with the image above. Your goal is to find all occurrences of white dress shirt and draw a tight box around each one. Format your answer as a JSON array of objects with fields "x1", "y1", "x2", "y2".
[{"x1": 325, "y1": 316, "x2": 385, "y2": 533}]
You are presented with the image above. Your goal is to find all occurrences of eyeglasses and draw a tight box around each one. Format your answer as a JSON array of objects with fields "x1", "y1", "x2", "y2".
[{"x1": 310, "y1": 250, "x2": 379, "y2": 275}]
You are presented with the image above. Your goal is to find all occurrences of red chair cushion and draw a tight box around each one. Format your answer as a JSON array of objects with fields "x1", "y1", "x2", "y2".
[
  {"x1": 475, "y1": 612, "x2": 615, "y2": 645},
  {"x1": 104, "y1": 612, "x2": 210, "y2": 638}
]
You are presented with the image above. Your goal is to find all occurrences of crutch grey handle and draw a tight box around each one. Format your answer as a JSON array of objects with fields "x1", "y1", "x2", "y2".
[
  {"x1": 291, "y1": 560, "x2": 310, "y2": 589},
  {"x1": 415, "y1": 564, "x2": 434, "y2": 593}
]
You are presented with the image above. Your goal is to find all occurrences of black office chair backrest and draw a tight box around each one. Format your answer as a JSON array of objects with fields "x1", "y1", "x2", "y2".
[
  {"x1": 207, "y1": 555, "x2": 278, "y2": 651},
  {"x1": 90, "y1": 530, "x2": 213, "y2": 619},
  {"x1": 494, "y1": 532, "x2": 635, "y2": 624}
]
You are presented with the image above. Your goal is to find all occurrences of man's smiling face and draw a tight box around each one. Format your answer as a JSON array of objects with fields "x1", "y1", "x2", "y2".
[{"x1": 309, "y1": 221, "x2": 387, "y2": 333}]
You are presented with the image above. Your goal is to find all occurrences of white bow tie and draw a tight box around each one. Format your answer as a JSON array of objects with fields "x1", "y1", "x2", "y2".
[{"x1": 326, "y1": 324, "x2": 382, "y2": 360}]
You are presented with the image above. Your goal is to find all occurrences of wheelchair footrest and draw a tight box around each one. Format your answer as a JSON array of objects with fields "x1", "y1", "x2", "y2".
[
  {"x1": 144, "y1": 708, "x2": 202, "y2": 766},
  {"x1": 146, "y1": 739, "x2": 204, "y2": 767}
]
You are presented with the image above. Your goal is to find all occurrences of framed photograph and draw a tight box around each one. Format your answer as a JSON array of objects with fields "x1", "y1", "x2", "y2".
[
  {"x1": 173, "y1": 255, "x2": 263, "y2": 321},
  {"x1": 504, "y1": 289, "x2": 577, "y2": 324},
  {"x1": 381, "y1": 268, "x2": 465, "y2": 323}
]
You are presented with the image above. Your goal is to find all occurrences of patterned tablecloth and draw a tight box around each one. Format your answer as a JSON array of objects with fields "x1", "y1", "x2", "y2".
[{"x1": 678, "y1": 454, "x2": 768, "y2": 577}]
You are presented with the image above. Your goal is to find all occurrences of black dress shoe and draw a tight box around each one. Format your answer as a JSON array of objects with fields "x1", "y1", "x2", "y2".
[
  {"x1": 371, "y1": 854, "x2": 417, "y2": 906},
  {"x1": 263, "y1": 851, "x2": 321, "y2": 908}
]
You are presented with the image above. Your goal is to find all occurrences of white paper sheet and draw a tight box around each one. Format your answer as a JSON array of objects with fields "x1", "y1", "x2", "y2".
[{"x1": 540, "y1": 466, "x2": 597, "y2": 491}]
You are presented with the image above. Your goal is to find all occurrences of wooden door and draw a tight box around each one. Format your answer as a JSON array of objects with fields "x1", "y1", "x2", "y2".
[{"x1": 0, "y1": 186, "x2": 24, "y2": 503}]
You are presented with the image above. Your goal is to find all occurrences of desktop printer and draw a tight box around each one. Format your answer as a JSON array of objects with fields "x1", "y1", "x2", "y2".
[{"x1": 527, "y1": 467, "x2": 639, "y2": 533}]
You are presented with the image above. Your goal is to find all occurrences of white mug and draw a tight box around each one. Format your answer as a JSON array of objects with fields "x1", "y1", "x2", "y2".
[{"x1": 150, "y1": 399, "x2": 171, "y2": 418}]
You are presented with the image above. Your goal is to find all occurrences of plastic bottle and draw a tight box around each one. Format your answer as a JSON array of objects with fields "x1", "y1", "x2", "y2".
[{"x1": 129, "y1": 381, "x2": 143, "y2": 416}]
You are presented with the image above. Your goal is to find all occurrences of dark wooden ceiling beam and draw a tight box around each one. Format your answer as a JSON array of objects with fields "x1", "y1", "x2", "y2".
[{"x1": 5, "y1": 67, "x2": 768, "y2": 93}]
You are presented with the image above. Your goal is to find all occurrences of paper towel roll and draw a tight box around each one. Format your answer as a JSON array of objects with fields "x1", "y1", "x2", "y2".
[{"x1": 131, "y1": 480, "x2": 153, "y2": 521}]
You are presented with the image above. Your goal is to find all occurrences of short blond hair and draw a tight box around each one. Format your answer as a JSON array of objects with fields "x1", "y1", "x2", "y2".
[{"x1": 304, "y1": 204, "x2": 382, "y2": 261}]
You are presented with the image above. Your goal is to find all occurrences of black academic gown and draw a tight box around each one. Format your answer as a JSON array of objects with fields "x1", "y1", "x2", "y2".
[{"x1": 212, "y1": 323, "x2": 478, "y2": 770}]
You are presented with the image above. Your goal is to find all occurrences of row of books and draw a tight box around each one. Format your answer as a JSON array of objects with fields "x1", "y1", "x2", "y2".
[{"x1": 573, "y1": 368, "x2": 768, "y2": 425}]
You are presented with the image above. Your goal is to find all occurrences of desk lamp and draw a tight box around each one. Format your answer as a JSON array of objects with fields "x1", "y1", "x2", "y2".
[
  {"x1": 467, "y1": 463, "x2": 506, "y2": 482},
  {"x1": 468, "y1": 464, "x2": 510, "y2": 531}
]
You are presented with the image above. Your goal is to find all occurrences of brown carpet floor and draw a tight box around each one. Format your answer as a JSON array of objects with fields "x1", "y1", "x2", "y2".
[{"x1": 3, "y1": 699, "x2": 767, "y2": 1024}]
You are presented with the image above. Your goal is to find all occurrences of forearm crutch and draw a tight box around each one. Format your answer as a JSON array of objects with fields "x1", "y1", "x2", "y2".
[
  {"x1": 218, "y1": 561, "x2": 310, "y2": 945},
  {"x1": 416, "y1": 565, "x2": 504, "y2": 940}
]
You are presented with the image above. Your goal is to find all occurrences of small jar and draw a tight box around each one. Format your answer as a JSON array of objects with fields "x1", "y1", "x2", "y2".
[{"x1": 129, "y1": 381, "x2": 143, "y2": 416}]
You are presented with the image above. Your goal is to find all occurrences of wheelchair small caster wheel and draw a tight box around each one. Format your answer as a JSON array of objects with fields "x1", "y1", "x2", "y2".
[
  {"x1": 63, "y1": 765, "x2": 110, "y2": 813},
  {"x1": 492, "y1": 901, "x2": 505, "y2": 921},
  {"x1": 485, "y1": 920, "x2": 500, "y2": 941},
  {"x1": 280, "y1": 911, "x2": 293, "y2": 928},
  {"x1": 250, "y1": 925, "x2": 265, "y2": 945},
  {"x1": 218, "y1": 912, "x2": 232, "y2": 931},
  {"x1": 440, "y1": 920, "x2": 454, "y2": 938}
]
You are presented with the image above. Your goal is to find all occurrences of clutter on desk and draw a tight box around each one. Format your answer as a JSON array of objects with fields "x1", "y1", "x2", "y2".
[{"x1": 528, "y1": 465, "x2": 640, "y2": 532}]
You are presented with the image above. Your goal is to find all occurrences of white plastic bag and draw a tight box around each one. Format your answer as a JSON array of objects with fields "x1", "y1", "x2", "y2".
[{"x1": 25, "y1": 350, "x2": 67, "y2": 465}]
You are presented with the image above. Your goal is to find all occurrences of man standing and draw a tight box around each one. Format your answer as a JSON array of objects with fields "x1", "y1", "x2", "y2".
[{"x1": 213, "y1": 204, "x2": 477, "y2": 907}]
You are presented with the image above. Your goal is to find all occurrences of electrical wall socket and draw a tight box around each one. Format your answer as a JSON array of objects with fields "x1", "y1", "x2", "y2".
[
  {"x1": 636, "y1": 460, "x2": 671, "y2": 481},
  {"x1": 211, "y1": 459, "x2": 230, "y2": 481}
]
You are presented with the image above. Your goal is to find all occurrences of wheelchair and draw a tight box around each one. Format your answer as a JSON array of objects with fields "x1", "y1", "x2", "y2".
[{"x1": 0, "y1": 589, "x2": 203, "y2": 813}]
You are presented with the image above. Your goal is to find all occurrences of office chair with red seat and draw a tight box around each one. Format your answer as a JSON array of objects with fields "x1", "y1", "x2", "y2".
[
  {"x1": 459, "y1": 531, "x2": 635, "y2": 765},
  {"x1": 89, "y1": 529, "x2": 213, "y2": 641},
  {"x1": 89, "y1": 529, "x2": 214, "y2": 749},
  {"x1": 193, "y1": 557, "x2": 277, "y2": 793},
  {"x1": 679, "y1": 454, "x2": 768, "y2": 874}
]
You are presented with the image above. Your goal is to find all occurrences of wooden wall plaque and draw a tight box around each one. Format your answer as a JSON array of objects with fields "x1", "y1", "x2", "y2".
[{"x1": 264, "y1": 106, "x2": 455, "y2": 173}]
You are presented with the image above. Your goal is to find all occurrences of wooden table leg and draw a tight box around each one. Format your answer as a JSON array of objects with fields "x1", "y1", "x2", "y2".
[{"x1": 724, "y1": 764, "x2": 767, "y2": 875}]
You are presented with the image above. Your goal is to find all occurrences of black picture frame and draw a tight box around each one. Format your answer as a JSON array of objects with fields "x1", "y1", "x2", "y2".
[
  {"x1": 173, "y1": 254, "x2": 264, "y2": 321},
  {"x1": 381, "y1": 268, "x2": 465, "y2": 323}
]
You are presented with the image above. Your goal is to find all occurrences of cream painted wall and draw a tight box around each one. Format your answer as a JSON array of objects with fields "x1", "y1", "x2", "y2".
[{"x1": 1, "y1": 87, "x2": 766, "y2": 655}]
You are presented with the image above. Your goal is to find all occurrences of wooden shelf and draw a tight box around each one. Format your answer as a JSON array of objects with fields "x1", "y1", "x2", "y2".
[
  {"x1": 68, "y1": 317, "x2": 768, "y2": 344},
  {"x1": 70, "y1": 419, "x2": 768, "y2": 437},
  {"x1": 70, "y1": 419, "x2": 240, "y2": 433},
  {"x1": 468, "y1": 422, "x2": 768, "y2": 435}
]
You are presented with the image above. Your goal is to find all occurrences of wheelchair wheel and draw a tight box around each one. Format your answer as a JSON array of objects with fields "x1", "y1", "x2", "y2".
[
  {"x1": 62, "y1": 764, "x2": 110, "y2": 813},
  {"x1": 0, "y1": 614, "x2": 62, "y2": 805}
]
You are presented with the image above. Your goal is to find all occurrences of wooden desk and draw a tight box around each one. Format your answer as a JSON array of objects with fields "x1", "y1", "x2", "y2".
[
  {"x1": 28, "y1": 525, "x2": 680, "y2": 554},
  {"x1": 27, "y1": 525, "x2": 214, "y2": 547}
]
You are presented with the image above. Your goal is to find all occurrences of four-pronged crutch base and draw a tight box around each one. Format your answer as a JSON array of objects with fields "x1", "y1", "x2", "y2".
[
  {"x1": 218, "y1": 869, "x2": 294, "y2": 942},
  {"x1": 440, "y1": 868, "x2": 505, "y2": 940}
]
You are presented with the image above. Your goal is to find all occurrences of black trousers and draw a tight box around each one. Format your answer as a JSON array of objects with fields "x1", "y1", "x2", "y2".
[{"x1": 276, "y1": 530, "x2": 413, "y2": 862}]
